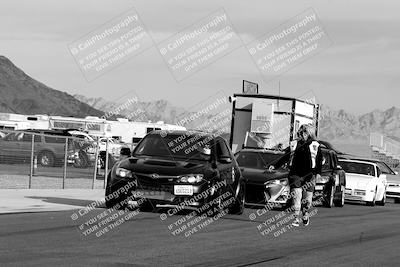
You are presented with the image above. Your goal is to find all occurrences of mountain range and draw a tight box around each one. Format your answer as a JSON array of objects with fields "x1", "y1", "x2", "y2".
[
  {"x1": 0, "y1": 55, "x2": 102, "y2": 117},
  {"x1": 1, "y1": 55, "x2": 399, "y2": 156},
  {"x1": 74, "y1": 93, "x2": 400, "y2": 141}
]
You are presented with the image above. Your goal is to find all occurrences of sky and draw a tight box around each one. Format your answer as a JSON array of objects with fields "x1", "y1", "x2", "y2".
[{"x1": 0, "y1": 0, "x2": 399, "y2": 115}]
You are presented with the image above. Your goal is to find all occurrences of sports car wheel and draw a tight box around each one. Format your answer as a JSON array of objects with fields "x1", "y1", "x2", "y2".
[
  {"x1": 334, "y1": 185, "x2": 345, "y2": 207},
  {"x1": 105, "y1": 176, "x2": 127, "y2": 209},
  {"x1": 366, "y1": 190, "x2": 377, "y2": 206},
  {"x1": 324, "y1": 185, "x2": 334, "y2": 208},
  {"x1": 228, "y1": 183, "x2": 245, "y2": 215},
  {"x1": 376, "y1": 191, "x2": 386, "y2": 206}
]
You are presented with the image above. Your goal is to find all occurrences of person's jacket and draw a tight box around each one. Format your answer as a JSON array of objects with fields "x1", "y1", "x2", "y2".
[{"x1": 274, "y1": 138, "x2": 323, "y2": 179}]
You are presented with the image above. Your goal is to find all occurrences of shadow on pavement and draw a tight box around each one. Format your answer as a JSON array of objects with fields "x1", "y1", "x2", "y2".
[{"x1": 26, "y1": 196, "x2": 105, "y2": 208}]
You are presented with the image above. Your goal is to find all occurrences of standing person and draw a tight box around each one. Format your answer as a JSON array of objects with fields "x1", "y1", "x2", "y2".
[{"x1": 269, "y1": 124, "x2": 323, "y2": 226}]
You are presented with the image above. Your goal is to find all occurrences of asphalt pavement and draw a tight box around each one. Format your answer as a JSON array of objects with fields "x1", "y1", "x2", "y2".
[{"x1": 0, "y1": 198, "x2": 399, "y2": 267}]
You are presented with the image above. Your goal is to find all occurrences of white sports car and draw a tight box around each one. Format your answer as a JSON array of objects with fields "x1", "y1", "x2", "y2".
[{"x1": 338, "y1": 159, "x2": 387, "y2": 206}]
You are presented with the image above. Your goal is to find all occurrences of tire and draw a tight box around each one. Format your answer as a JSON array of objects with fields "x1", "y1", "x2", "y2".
[
  {"x1": 324, "y1": 184, "x2": 335, "y2": 208},
  {"x1": 138, "y1": 200, "x2": 154, "y2": 212},
  {"x1": 38, "y1": 150, "x2": 55, "y2": 167},
  {"x1": 73, "y1": 151, "x2": 89, "y2": 168},
  {"x1": 394, "y1": 198, "x2": 400, "y2": 204},
  {"x1": 334, "y1": 185, "x2": 345, "y2": 207},
  {"x1": 228, "y1": 183, "x2": 245, "y2": 215},
  {"x1": 376, "y1": 191, "x2": 386, "y2": 206},
  {"x1": 366, "y1": 190, "x2": 377, "y2": 206},
  {"x1": 105, "y1": 175, "x2": 127, "y2": 209}
]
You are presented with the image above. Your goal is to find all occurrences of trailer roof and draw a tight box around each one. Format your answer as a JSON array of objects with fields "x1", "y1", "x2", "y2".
[{"x1": 233, "y1": 93, "x2": 318, "y2": 106}]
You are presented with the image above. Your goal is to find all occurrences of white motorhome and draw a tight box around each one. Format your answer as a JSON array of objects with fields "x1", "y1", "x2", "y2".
[
  {"x1": 107, "y1": 119, "x2": 186, "y2": 144},
  {"x1": 0, "y1": 113, "x2": 49, "y2": 131}
]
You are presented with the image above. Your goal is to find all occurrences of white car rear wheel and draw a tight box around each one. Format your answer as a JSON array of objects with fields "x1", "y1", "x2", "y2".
[{"x1": 366, "y1": 189, "x2": 377, "y2": 206}]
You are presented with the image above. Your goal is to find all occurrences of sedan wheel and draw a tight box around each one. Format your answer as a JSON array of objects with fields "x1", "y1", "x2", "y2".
[
  {"x1": 324, "y1": 185, "x2": 334, "y2": 208},
  {"x1": 228, "y1": 183, "x2": 245, "y2": 215},
  {"x1": 366, "y1": 190, "x2": 376, "y2": 206},
  {"x1": 334, "y1": 185, "x2": 345, "y2": 207}
]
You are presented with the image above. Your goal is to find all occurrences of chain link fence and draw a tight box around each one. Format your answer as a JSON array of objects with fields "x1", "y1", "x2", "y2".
[
  {"x1": 370, "y1": 132, "x2": 400, "y2": 171},
  {"x1": 0, "y1": 129, "x2": 135, "y2": 189}
]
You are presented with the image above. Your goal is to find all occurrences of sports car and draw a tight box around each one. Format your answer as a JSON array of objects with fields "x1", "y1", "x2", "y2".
[
  {"x1": 339, "y1": 155, "x2": 400, "y2": 203},
  {"x1": 236, "y1": 144, "x2": 345, "y2": 208},
  {"x1": 106, "y1": 130, "x2": 245, "y2": 215},
  {"x1": 338, "y1": 159, "x2": 387, "y2": 206}
]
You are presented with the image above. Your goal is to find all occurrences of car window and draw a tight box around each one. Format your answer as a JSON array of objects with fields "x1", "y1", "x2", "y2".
[
  {"x1": 377, "y1": 162, "x2": 394, "y2": 175},
  {"x1": 236, "y1": 152, "x2": 259, "y2": 168},
  {"x1": 133, "y1": 133, "x2": 212, "y2": 161},
  {"x1": 4, "y1": 133, "x2": 17, "y2": 141},
  {"x1": 236, "y1": 151, "x2": 283, "y2": 169},
  {"x1": 322, "y1": 152, "x2": 331, "y2": 171},
  {"x1": 332, "y1": 153, "x2": 339, "y2": 168},
  {"x1": 339, "y1": 161, "x2": 376, "y2": 177},
  {"x1": 376, "y1": 167, "x2": 381, "y2": 177},
  {"x1": 19, "y1": 133, "x2": 41, "y2": 142},
  {"x1": 216, "y1": 140, "x2": 230, "y2": 158}
]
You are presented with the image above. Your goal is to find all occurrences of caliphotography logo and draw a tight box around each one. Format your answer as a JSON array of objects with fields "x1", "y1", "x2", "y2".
[{"x1": 68, "y1": 7, "x2": 153, "y2": 81}]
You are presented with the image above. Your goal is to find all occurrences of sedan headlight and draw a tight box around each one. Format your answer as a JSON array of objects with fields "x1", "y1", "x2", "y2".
[
  {"x1": 116, "y1": 168, "x2": 133, "y2": 178},
  {"x1": 316, "y1": 175, "x2": 330, "y2": 184},
  {"x1": 178, "y1": 174, "x2": 203, "y2": 183},
  {"x1": 265, "y1": 178, "x2": 288, "y2": 187}
]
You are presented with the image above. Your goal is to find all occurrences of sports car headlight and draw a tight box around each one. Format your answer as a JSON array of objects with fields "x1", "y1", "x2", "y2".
[
  {"x1": 178, "y1": 174, "x2": 203, "y2": 183},
  {"x1": 316, "y1": 175, "x2": 330, "y2": 184},
  {"x1": 265, "y1": 178, "x2": 288, "y2": 186},
  {"x1": 116, "y1": 168, "x2": 133, "y2": 178}
]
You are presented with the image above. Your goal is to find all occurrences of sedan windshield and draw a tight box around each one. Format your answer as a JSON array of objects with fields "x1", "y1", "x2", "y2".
[
  {"x1": 133, "y1": 133, "x2": 212, "y2": 161},
  {"x1": 339, "y1": 161, "x2": 376, "y2": 177},
  {"x1": 236, "y1": 151, "x2": 283, "y2": 169}
]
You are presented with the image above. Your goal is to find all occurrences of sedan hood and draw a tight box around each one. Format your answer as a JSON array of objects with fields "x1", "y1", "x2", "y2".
[
  {"x1": 345, "y1": 173, "x2": 374, "y2": 189},
  {"x1": 118, "y1": 156, "x2": 211, "y2": 177},
  {"x1": 241, "y1": 167, "x2": 288, "y2": 184}
]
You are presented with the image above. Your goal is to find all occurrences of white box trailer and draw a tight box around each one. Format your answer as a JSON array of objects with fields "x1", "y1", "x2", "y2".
[{"x1": 229, "y1": 94, "x2": 319, "y2": 153}]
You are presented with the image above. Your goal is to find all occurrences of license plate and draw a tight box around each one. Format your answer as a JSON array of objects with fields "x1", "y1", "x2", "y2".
[
  {"x1": 174, "y1": 185, "x2": 193, "y2": 196},
  {"x1": 315, "y1": 185, "x2": 323, "y2": 191},
  {"x1": 135, "y1": 190, "x2": 164, "y2": 197}
]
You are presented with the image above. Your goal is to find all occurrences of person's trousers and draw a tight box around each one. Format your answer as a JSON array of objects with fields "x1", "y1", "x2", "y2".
[{"x1": 292, "y1": 187, "x2": 313, "y2": 217}]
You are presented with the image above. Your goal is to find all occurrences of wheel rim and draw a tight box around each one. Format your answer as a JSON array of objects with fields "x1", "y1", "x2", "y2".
[
  {"x1": 41, "y1": 155, "x2": 49, "y2": 165},
  {"x1": 330, "y1": 186, "x2": 334, "y2": 206},
  {"x1": 341, "y1": 186, "x2": 345, "y2": 206}
]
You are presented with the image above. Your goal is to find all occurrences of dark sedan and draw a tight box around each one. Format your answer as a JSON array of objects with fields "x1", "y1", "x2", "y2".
[
  {"x1": 235, "y1": 148, "x2": 290, "y2": 208},
  {"x1": 236, "y1": 143, "x2": 346, "y2": 208},
  {"x1": 105, "y1": 130, "x2": 245, "y2": 215}
]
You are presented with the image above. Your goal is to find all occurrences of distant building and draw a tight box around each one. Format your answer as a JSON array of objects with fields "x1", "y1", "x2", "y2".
[{"x1": 0, "y1": 112, "x2": 185, "y2": 144}]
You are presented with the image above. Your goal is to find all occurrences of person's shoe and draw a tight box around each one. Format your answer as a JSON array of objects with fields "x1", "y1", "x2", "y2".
[
  {"x1": 292, "y1": 218, "x2": 300, "y2": 227},
  {"x1": 302, "y1": 214, "x2": 310, "y2": 226}
]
